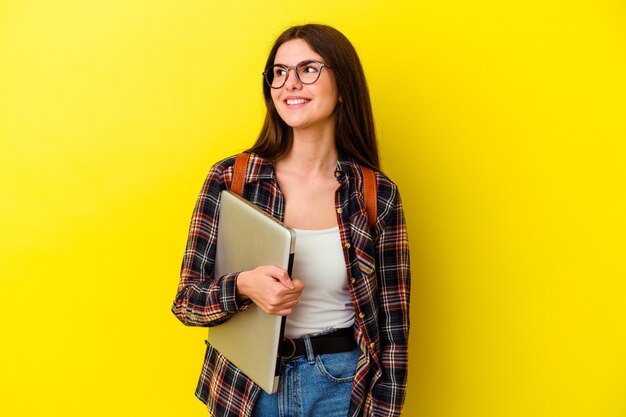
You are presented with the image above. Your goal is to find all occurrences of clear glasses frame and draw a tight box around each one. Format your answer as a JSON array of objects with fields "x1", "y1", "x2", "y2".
[{"x1": 263, "y1": 60, "x2": 330, "y2": 89}]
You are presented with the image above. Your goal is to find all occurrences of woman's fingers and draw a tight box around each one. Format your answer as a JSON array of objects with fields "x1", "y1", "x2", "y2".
[
  {"x1": 266, "y1": 265, "x2": 294, "y2": 289},
  {"x1": 235, "y1": 266, "x2": 304, "y2": 316},
  {"x1": 262, "y1": 278, "x2": 303, "y2": 314}
]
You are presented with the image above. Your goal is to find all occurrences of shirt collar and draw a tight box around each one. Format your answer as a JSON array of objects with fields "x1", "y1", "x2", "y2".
[
  {"x1": 244, "y1": 153, "x2": 277, "y2": 183},
  {"x1": 335, "y1": 153, "x2": 357, "y2": 181},
  {"x1": 244, "y1": 152, "x2": 357, "y2": 183}
]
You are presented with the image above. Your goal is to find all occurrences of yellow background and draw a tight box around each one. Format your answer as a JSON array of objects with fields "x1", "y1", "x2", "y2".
[{"x1": 1, "y1": 1, "x2": 625, "y2": 416}]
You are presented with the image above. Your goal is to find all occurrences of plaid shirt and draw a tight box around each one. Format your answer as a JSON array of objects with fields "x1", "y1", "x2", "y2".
[{"x1": 172, "y1": 153, "x2": 410, "y2": 417}]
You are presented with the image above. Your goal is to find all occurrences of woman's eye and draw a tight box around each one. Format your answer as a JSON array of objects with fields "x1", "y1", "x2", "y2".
[
  {"x1": 274, "y1": 67, "x2": 287, "y2": 77},
  {"x1": 302, "y1": 65, "x2": 319, "y2": 73}
]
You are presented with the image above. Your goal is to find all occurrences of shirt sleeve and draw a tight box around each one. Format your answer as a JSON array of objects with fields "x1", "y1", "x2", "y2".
[
  {"x1": 171, "y1": 158, "x2": 251, "y2": 327},
  {"x1": 370, "y1": 183, "x2": 411, "y2": 416}
]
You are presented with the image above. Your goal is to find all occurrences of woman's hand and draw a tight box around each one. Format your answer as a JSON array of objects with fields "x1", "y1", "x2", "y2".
[{"x1": 235, "y1": 265, "x2": 304, "y2": 316}]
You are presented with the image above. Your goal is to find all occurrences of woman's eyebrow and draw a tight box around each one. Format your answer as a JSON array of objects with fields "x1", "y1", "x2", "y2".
[{"x1": 273, "y1": 59, "x2": 318, "y2": 66}]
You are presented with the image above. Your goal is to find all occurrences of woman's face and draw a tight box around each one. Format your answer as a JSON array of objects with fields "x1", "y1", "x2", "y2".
[{"x1": 270, "y1": 39, "x2": 339, "y2": 133}]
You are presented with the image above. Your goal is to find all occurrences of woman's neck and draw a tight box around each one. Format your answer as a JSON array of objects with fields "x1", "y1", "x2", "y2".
[{"x1": 280, "y1": 127, "x2": 337, "y2": 176}]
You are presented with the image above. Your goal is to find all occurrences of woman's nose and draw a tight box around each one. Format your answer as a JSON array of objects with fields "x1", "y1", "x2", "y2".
[{"x1": 284, "y1": 68, "x2": 302, "y2": 90}]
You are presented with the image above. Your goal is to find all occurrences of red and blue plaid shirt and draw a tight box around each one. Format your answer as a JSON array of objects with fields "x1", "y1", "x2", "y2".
[{"x1": 172, "y1": 153, "x2": 410, "y2": 416}]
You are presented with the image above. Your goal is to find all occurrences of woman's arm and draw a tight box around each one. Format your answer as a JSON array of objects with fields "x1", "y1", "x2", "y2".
[
  {"x1": 370, "y1": 182, "x2": 411, "y2": 416},
  {"x1": 171, "y1": 157, "x2": 304, "y2": 326},
  {"x1": 171, "y1": 158, "x2": 246, "y2": 327}
]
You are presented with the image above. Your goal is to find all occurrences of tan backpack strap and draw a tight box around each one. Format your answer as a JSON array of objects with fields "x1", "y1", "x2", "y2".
[
  {"x1": 361, "y1": 166, "x2": 378, "y2": 230},
  {"x1": 231, "y1": 152, "x2": 250, "y2": 196}
]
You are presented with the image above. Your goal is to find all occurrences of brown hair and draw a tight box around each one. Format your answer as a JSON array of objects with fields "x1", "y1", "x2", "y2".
[{"x1": 247, "y1": 24, "x2": 380, "y2": 171}]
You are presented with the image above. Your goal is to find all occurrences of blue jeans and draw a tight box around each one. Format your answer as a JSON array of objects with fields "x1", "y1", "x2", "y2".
[{"x1": 252, "y1": 333, "x2": 360, "y2": 417}]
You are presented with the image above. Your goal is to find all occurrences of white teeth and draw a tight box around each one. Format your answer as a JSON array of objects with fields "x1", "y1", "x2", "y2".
[{"x1": 286, "y1": 98, "x2": 309, "y2": 105}]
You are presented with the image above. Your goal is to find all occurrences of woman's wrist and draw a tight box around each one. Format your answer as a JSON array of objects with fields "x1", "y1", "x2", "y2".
[{"x1": 235, "y1": 271, "x2": 251, "y2": 303}]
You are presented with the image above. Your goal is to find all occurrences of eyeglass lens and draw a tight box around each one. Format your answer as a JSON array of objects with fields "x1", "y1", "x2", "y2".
[{"x1": 265, "y1": 61, "x2": 324, "y2": 88}]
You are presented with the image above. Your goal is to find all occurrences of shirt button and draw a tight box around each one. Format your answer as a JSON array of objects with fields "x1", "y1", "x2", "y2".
[
  {"x1": 344, "y1": 242, "x2": 351, "y2": 249},
  {"x1": 337, "y1": 207, "x2": 343, "y2": 214},
  {"x1": 359, "y1": 312, "x2": 365, "y2": 319},
  {"x1": 350, "y1": 277, "x2": 356, "y2": 284}
]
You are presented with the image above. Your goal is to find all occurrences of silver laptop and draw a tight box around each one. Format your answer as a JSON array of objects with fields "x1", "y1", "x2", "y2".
[{"x1": 208, "y1": 190, "x2": 296, "y2": 394}]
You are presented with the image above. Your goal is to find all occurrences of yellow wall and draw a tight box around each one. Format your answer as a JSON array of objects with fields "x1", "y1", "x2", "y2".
[{"x1": 1, "y1": 1, "x2": 625, "y2": 416}]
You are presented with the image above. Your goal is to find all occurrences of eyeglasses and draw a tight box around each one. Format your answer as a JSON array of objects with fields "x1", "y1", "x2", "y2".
[{"x1": 263, "y1": 60, "x2": 330, "y2": 89}]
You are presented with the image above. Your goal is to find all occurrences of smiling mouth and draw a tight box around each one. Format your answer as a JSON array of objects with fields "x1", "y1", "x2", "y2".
[{"x1": 285, "y1": 98, "x2": 310, "y2": 105}]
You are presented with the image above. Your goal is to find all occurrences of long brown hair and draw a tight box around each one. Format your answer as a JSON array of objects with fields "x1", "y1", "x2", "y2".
[{"x1": 247, "y1": 24, "x2": 380, "y2": 171}]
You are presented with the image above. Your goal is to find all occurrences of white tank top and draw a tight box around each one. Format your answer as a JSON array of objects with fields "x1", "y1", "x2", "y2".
[{"x1": 284, "y1": 226, "x2": 355, "y2": 338}]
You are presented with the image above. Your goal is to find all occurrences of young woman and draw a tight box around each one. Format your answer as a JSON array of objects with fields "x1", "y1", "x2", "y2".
[{"x1": 172, "y1": 24, "x2": 410, "y2": 417}]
